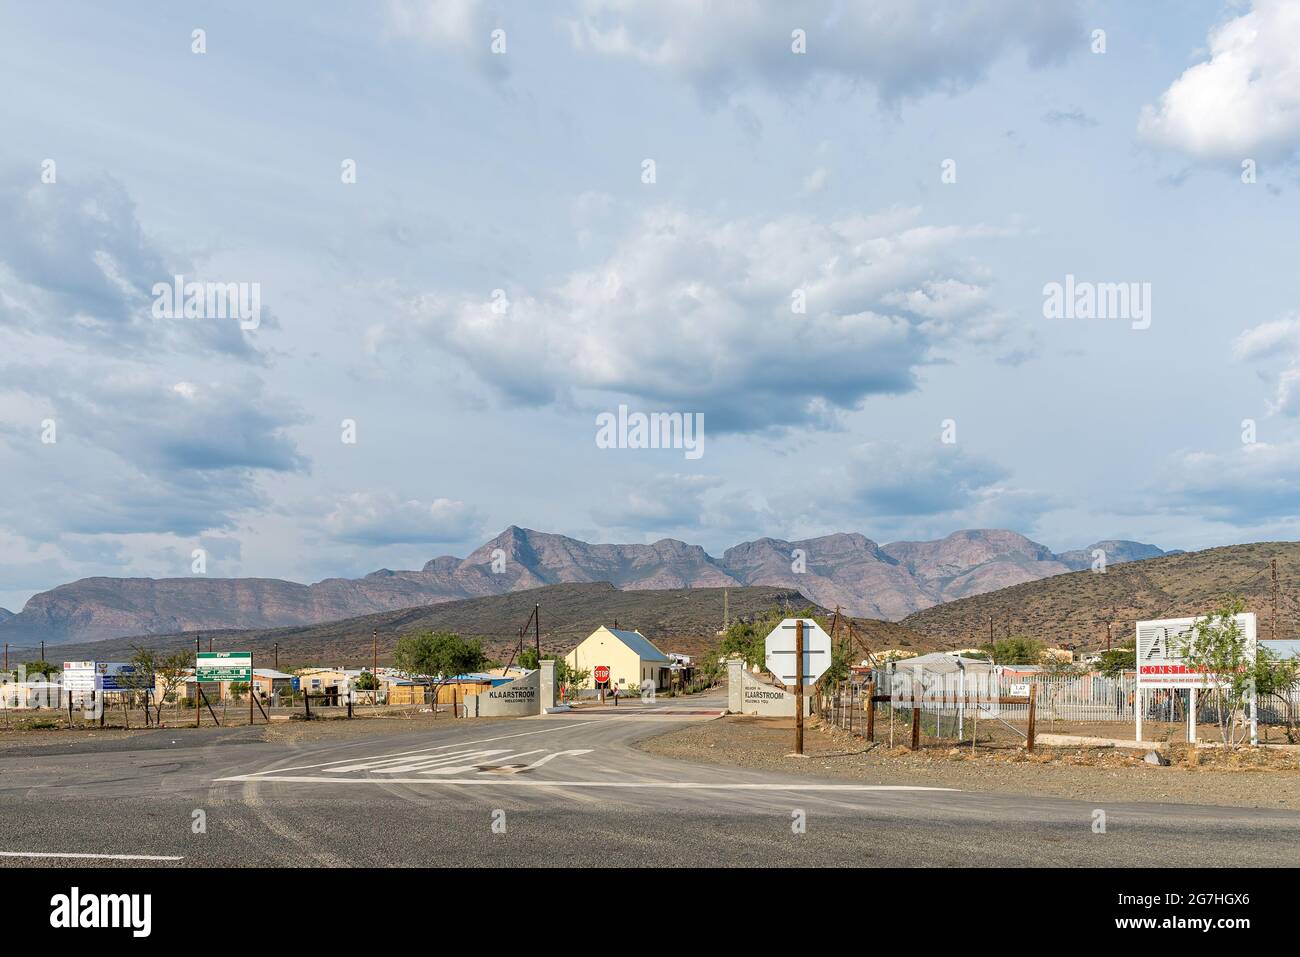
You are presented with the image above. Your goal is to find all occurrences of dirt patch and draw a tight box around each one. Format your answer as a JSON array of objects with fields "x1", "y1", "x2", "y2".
[
  {"x1": 0, "y1": 707, "x2": 511, "y2": 750},
  {"x1": 635, "y1": 714, "x2": 1300, "y2": 810}
]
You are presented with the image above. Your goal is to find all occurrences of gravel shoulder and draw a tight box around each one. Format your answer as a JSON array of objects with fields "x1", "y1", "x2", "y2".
[{"x1": 635, "y1": 714, "x2": 1300, "y2": 811}]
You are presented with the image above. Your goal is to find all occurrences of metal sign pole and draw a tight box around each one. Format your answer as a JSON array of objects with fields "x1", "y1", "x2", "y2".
[{"x1": 795, "y1": 619, "x2": 805, "y2": 755}]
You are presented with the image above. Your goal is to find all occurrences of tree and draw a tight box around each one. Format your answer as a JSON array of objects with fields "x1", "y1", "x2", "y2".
[
  {"x1": 517, "y1": 647, "x2": 540, "y2": 671},
  {"x1": 556, "y1": 660, "x2": 590, "y2": 701},
  {"x1": 982, "y1": 636, "x2": 1045, "y2": 665},
  {"x1": 21, "y1": 660, "x2": 59, "y2": 679},
  {"x1": 143, "y1": 649, "x2": 195, "y2": 727},
  {"x1": 392, "y1": 631, "x2": 487, "y2": 718},
  {"x1": 1097, "y1": 645, "x2": 1136, "y2": 678},
  {"x1": 354, "y1": 671, "x2": 378, "y2": 691},
  {"x1": 1174, "y1": 598, "x2": 1298, "y2": 748}
]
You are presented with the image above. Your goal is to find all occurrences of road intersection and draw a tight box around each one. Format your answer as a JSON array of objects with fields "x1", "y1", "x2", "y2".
[{"x1": 3, "y1": 692, "x2": 1299, "y2": 867}]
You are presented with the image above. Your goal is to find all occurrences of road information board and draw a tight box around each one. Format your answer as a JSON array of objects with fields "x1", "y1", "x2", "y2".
[
  {"x1": 196, "y1": 652, "x2": 252, "y2": 682},
  {"x1": 62, "y1": 661, "x2": 152, "y2": 693}
]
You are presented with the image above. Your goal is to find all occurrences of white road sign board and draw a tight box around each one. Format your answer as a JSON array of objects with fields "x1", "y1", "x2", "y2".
[{"x1": 764, "y1": 618, "x2": 832, "y2": 687}]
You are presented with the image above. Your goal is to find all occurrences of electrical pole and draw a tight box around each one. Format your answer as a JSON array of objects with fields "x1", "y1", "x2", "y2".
[
  {"x1": 195, "y1": 636, "x2": 201, "y2": 727},
  {"x1": 40, "y1": 640, "x2": 45, "y2": 663},
  {"x1": 1272, "y1": 557, "x2": 1280, "y2": 642},
  {"x1": 274, "y1": 642, "x2": 279, "y2": 670},
  {"x1": 534, "y1": 604, "x2": 540, "y2": 659},
  {"x1": 372, "y1": 628, "x2": 378, "y2": 679}
]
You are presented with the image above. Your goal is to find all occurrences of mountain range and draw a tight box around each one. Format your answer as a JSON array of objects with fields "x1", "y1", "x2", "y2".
[{"x1": 0, "y1": 526, "x2": 1172, "y2": 646}]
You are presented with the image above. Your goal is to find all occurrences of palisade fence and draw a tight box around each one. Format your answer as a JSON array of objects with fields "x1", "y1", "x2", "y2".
[{"x1": 823, "y1": 671, "x2": 1300, "y2": 736}]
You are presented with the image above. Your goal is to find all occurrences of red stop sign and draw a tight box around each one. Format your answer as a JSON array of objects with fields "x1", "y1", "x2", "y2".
[{"x1": 594, "y1": 665, "x2": 610, "y2": 684}]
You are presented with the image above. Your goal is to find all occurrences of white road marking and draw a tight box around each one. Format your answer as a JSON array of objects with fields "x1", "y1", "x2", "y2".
[
  {"x1": 215, "y1": 775, "x2": 955, "y2": 792},
  {"x1": 241, "y1": 721, "x2": 594, "y2": 776},
  {"x1": 0, "y1": 850, "x2": 184, "y2": 861}
]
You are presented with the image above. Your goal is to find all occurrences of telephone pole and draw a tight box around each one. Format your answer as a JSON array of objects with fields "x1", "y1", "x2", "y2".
[
  {"x1": 534, "y1": 603, "x2": 540, "y2": 658},
  {"x1": 1272, "y1": 557, "x2": 1280, "y2": 642},
  {"x1": 273, "y1": 642, "x2": 279, "y2": 669}
]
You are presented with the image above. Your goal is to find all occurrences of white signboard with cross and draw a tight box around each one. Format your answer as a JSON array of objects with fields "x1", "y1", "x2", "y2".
[{"x1": 764, "y1": 618, "x2": 832, "y2": 687}]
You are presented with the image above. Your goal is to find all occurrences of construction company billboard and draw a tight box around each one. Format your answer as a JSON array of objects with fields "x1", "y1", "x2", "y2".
[{"x1": 1135, "y1": 613, "x2": 1257, "y2": 689}]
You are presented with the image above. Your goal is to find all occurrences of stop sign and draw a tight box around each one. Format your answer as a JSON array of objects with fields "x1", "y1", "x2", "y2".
[{"x1": 594, "y1": 665, "x2": 610, "y2": 684}]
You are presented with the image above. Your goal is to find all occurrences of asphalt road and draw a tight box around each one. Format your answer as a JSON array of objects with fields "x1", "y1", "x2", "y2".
[{"x1": 3, "y1": 691, "x2": 1298, "y2": 867}]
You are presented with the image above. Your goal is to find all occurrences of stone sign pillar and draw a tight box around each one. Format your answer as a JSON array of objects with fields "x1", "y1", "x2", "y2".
[
  {"x1": 540, "y1": 659, "x2": 556, "y2": 710},
  {"x1": 727, "y1": 658, "x2": 744, "y2": 713}
]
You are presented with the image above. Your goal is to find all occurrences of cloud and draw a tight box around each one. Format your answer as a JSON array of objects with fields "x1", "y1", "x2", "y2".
[
  {"x1": 1149, "y1": 441, "x2": 1300, "y2": 526},
  {"x1": 389, "y1": 206, "x2": 1019, "y2": 432},
  {"x1": 788, "y1": 441, "x2": 1053, "y2": 536},
  {"x1": 1139, "y1": 0, "x2": 1300, "y2": 162},
  {"x1": 1233, "y1": 313, "x2": 1300, "y2": 415},
  {"x1": 591, "y1": 473, "x2": 724, "y2": 529},
  {"x1": 0, "y1": 367, "x2": 307, "y2": 537},
  {"x1": 567, "y1": 0, "x2": 1081, "y2": 105},
  {"x1": 322, "y1": 491, "x2": 483, "y2": 545},
  {"x1": 0, "y1": 173, "x2": 266, "y2": 362},
  {"x1": 387, "y1": 0, "x2": 510, "y2": 82}
]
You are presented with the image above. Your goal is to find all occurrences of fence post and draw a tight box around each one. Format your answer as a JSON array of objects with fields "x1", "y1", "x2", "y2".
[
  {"x1": 910, "y1": 706, "x2": 920, "y2": 750},
  {"x1": 866, "y1": 680, "x2": 876, "y2": 742},
  {"x1": 1027, "y1": 683, "x2": 1037, "y2": 751}
]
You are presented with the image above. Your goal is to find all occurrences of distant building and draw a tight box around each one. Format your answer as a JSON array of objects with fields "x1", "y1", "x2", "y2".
[{"x1": 565, "y1": 626, "x2": 672, "y2": 692}]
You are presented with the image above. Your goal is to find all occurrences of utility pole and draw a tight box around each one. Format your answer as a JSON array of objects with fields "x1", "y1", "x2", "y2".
[
  {"x1": 3, "y1": 643, "x2": 7, "y2": 671},
  {"x1": 534, "y1": 604, "x2": 540, "y2": 659},
  {"x1": 794, "y1": 618, "x2": 805, "y2": 756},
  {"x1": 372, "y1": 628, "x2": 378, "y2": 678},
  {"x1": 1272, "y1": 557, "x2": 1280, "y2": 642},
  {"x1": 1106, "y1": 621, "x2": 1112, "y2": 653},
  {"x1": 195, "y1": 636, "x2": 202, "y2": 728},
  {"x1": 40, "y1": 640, "x2": 45, "y2": 663},
  {"x1": 274, "y1": 642, "x2": 279, "y2": 670},
  {"x1": 723, "y1": 589, "x2": 729, "y2": 632}
]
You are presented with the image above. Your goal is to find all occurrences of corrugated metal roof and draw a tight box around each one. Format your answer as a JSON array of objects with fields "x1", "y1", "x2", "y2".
[{"x1": 604, "y1": 627, "x2": 670, "y2": 662}]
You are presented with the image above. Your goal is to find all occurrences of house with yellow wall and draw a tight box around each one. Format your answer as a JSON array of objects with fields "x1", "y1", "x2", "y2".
[{"x1": 564, "y1": 627, "x2": 672, "y2": 692}]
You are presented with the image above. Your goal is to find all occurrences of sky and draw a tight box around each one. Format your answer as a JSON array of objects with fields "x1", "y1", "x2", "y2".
[{"x1": 3, "y1": 0, "x2": 1300, "y2": 612}]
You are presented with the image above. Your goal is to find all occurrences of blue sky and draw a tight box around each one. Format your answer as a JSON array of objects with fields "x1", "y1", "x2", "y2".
[{"x1": 3, "y1": 0, "x2": 1300, "y2": 611}]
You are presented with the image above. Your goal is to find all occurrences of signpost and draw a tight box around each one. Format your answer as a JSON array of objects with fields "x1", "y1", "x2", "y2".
[
  {"x1": 1135, "y1": 613, "x2": 1257, "y2": 745},
  {"x1": 594, "y1": 665, "x2": 610, "y2": 685},
  {"x1": 764, "y1": 618, "x2": 832, "y2": 755},
  {"x1": 196, "y1": 652, "x2": 252, "y2": 683}
]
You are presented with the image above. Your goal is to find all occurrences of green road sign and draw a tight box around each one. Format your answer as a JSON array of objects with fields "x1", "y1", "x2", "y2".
[{"x1": 196, "y1": 651, "x2": 252, "y2": 682}]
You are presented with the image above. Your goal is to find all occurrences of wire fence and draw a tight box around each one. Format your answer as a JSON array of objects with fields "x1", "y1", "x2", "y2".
[{"x1": 823, "y1": 670, "x2": 1300, "y2": 740}]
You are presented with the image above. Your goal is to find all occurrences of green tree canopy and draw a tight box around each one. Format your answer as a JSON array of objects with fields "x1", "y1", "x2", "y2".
[
  {"x1": 981, "y1": 636, "x2": 1045, "y2": 666},
  {"x1": 393, "y1": 631, "x2": 487, "y2": 716}
]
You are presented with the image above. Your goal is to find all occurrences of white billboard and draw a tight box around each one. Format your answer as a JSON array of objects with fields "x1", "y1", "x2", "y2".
[{"x1": 1135, "y1": 613, "x2": 1256, "y2": 690}]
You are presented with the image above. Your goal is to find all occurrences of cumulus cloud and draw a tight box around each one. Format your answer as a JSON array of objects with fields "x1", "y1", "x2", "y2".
[
  {"x1": 788, "y1": 441, "x2": 1052, "y2": 535},
  {"x1": 0, "y1": 174, "x2": 266, "y2": 361},
  {"x1": 1233, "y1": 313, "x2": 1300, "y2": 415},
  {"x1": 1139, "y1": 0, "x2": 1300, "y2": 162},
  {"x1": 0, "y1": 367, "x2": 307, "y2": 537},
  {"x1": 1149, "y1": 441, "x2": 1300, "y2": 526},
  {"x1": 390, "y1": 206, "x2": 1018, "y2": 432},
  {"x1": 322, "y1": 491, "x2": 483, "y2": 545},
  {"x1": 567, "y1": 0, "x2": 1081, "y2": 105}
]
